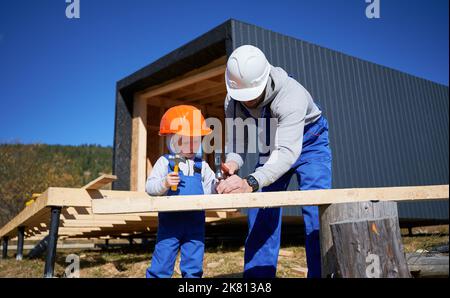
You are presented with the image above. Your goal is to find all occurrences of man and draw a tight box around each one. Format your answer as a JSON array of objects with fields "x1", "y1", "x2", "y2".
[{"x1": 216, "y1": 45, "x2": 332, "y2": 278}]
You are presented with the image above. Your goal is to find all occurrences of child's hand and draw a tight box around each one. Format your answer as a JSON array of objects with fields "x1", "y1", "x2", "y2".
[{"x1": 164, "y1": 172, "x2": 180, "y2": 188}]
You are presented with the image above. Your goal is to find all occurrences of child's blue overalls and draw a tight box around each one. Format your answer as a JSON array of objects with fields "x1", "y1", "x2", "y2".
[
  {"x1": 146, "y1": 155, "x2": 206, "y2": 278},
  {"x1": 234, "y1": 100, "x2": 332, "y2": 278}
]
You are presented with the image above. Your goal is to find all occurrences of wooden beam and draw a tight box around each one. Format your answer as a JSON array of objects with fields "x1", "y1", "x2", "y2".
[
  {"x1": 82, "y1": 174, "x2": 117, "y2": 190},
  {"x1": 88, "y1": 185, "x2": 449, "y2": 214},
  {"x1": 140, "y1": 65, "x2": 226, "y2": 99},
  {"x1": 191, "y1": 94, "x2": 227, "y2": 105},
  {"x1": 178, "y1": 85, "x2": 225, "y2": 102},
  {"x1": 146, "y1": 96, "x2": 223, "y2": 116},
  {"x1": 166, "y1": 79, "x2": 222, "y2": 99},
  {"x1": 61, "y1": 213, "x2": 142, "y2": 222},
  {"x1": 0, "y1": 190, "x2": 49, "y2": 238},
  {"x1": 61, "y1": 220, "x2": 127, "y2": 227},
  {"x1": 61, "y1": 222, "x2": 116, "y2": 228},
  {"x1": 185, "y1": 86, "x2": 226, "y2": 102},
  {"x1": 130, "y1": 94, "x2": 148, "y2": 191},
  {"x1": 147, "y1": 96, "x2": 184, "y2": 108},
  {"x1": 2, "y1": 185, "x2": 447, "y2": 239}
]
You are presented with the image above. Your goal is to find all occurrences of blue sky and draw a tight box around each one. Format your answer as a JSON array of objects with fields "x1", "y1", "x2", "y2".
[{"x1": 0, "y1": 0, "x2": 448, "y2": 146}]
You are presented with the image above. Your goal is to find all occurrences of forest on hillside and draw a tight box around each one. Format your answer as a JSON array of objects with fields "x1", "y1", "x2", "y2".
[{"x1": 0, "y1": 143, "x2": 113, "y2": 226}]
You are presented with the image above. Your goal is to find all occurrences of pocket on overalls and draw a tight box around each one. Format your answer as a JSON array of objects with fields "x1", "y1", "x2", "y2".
[
  {"x1": 303, "y1": 117, "x2": 327, "y2": 147},
  {"x1": 301, "y1": 117, "x2": 331, "y2": 162}
]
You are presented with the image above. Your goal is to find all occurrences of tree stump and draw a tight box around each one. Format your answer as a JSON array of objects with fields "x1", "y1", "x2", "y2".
[
  {"x1": 330, "y1": 217, "x2": 410, "y2": 277},
  {"x1": 319, "y1": 201, "x2": 410, "y2": 278}
]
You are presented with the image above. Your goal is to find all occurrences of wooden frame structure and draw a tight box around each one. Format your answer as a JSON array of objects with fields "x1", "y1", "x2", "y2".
[
  {"x1": 129, "y1": 56, "x2": 227, "y2": 192},
  {"x1": 0, "y1": 178, "x2": 448, "y2": 277}
]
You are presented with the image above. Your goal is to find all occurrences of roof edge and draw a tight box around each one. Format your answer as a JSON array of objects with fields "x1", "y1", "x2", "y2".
[{"x1": 117, "y1": 19, "x2": 233, "y2": 92}]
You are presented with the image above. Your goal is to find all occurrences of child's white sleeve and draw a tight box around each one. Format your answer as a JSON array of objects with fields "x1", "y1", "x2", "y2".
[
  {"x1": 146, "y1": 156, "x2": 170, "y2": 196},
  {"x1": 202, "y1": 161, "x2": 218, "y2": 195}
]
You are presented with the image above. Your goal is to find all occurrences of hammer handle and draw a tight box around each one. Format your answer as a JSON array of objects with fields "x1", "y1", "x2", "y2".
[{"x1": 171, "y1": 164, "x2": 179, "y2": 191}]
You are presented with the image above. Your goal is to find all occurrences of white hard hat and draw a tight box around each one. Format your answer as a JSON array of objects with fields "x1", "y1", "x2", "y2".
[{"x1": 225, "y1": 45, "x2": 271, "y2": 102}]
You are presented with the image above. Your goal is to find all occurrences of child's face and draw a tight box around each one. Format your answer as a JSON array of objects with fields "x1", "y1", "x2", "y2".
[{"x1": 176, "y1": 135, "x2": 202, "y2": 159}]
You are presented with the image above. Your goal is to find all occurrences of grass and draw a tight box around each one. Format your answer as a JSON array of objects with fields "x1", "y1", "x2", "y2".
[
  {"x1": 0, "y1": 225, "x2": 447, "y2": 278},
  {"x1": 401, "y1": 225, "x2": 449, "y2": 253},
  {"x1": 0, "y1": 245, "x2": 308, "y2": 278}
]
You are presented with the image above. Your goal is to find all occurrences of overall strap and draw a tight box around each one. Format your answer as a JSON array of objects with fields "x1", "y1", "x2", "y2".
[{"x1": 193, "y1": 157, "x2": 203, "y2": 176}]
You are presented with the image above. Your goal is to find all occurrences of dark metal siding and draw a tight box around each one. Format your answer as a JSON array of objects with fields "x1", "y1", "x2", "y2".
[{"x1": 229, "y1": 20, "x2": 449, "y2": 219}]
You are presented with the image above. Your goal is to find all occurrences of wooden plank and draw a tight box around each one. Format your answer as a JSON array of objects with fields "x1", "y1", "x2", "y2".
[
  {"x1": 185, "y1": 87, "x2": 226, "y2": 102},
  {"x1": 139, "y1": 56, "x2": 226, "y2": 98},
  {"x1": 58, "y1": 228, "x2": 102, "y2": 233},
  {"x1": 82, "y1": 174, "x2": 117, "y2": 190},
  {"x1": 407, "y1": 253, "x2": 449, "y2": 278},
  {"x1": 0, "y1": 190, "x2": 49, "y2": 238},
  {"x1": 90, "y1": 185, "x2": 449, "y2": 214},
  {"x1": 167, "y1": 78, "x2": 222, "y2": 99},
  {"x1": 61, "y1": 213, "x2": 143, "y2": 222},
  {"x1": 179, "y1": 85, "x2": 225, "y2": 102},
  {"x1": 192, "y1": 95, "x2": 226, "y2": 106},
  {"x1": 146, "y1": 96, "x2": 223, "y2": 116},
  {"x1": 62, "y1": 223, "x2": 116, "y2": 229},
  {"x1": 61, "y1": 220, "x2": 126, "y2": 227},
  {"x1": 130, "y1": 94, "x2": 148, "y2": 192},
  {"x1": 147, "y1": 96, "x2": 184, "y2": 108},
  {"x1": 1, "y1": 185, "x2": 447, "y2": 240},
  {"x1": 63, "y1": 206, "x2": 156, "y2": 218},
  {"x1": 206, "y1": 209, "x2": 243, "y2": 219},
  {"x1": 140, "y1": 65, "x2": 226, "y2": 99}
]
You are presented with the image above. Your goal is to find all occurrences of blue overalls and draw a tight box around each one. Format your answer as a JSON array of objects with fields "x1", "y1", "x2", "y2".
[
  {"x1": 146, "y1": 155, "x2": 206, "y2": 278},
  {"x1": 235, "y1": 101, "x2": 332, "y2": 278}
]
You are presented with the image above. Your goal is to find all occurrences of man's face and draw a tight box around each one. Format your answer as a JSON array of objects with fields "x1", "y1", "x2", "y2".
[{"x1": 242, "y1": 90, "x2": 265, "y2": 109}]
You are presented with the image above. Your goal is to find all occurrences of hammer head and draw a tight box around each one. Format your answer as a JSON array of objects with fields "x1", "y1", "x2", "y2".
[
  {"x1": 214, "y1": 153, "x2": 224, "y2": 180},
  {"x1": 167, "y1": 154, "x2": 186, "y2": 165}
]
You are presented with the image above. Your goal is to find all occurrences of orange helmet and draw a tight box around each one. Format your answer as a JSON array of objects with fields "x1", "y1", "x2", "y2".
[{"x1": 159, "y1": 105, "x2": 212, "y2": 137}]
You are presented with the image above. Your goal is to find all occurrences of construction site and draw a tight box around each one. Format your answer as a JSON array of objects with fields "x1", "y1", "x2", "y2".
[{"x1": 0, "y1": 19, "x2": 448, "y2": 278}]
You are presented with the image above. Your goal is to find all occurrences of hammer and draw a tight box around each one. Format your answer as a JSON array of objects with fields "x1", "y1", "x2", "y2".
[
  {"x1": 167, "y1": 154, "x2": 186, "y2": 191},
  {"x1": 214, "y1": 152, "x2": 224, "y2": 181}
]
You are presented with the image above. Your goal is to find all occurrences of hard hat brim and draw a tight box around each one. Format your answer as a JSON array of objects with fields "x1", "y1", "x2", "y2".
[
  {"x1": 225, "y1": 67, "x2": 270, "y2": 102},
  {"x1": 159, "y1": 127, "x2": 212, "y2": 137}
]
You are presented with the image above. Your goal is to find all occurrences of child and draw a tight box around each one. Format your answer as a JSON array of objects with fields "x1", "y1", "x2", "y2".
[{"x1": 145, "y1": 105, "x2": 218, "y2": 278}]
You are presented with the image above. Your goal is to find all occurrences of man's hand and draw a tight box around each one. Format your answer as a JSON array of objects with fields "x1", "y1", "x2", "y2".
[
  {"x1": 221, "y1": 161, "x2": 239, "y2": 179},
  {"x1": 216, "y1": 175, "x2": 253, "y2": 194}
]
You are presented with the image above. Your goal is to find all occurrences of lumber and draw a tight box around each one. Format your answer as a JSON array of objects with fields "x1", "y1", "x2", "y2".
[
  {"x1": 0, "y1": 191, "x2": 49, "y2": 238},
  {"x1": 407, "y1": 253, "x2": 449, "y2": 278},
  {"x1": 140, "y1": 64, "x2": 226, "y2": 99},
  {"x1": 90, "y1": 184, "x2": 449, "y2": 214},
  {"x1": 82, "y1": 174, "x2": 117, "y2": 190},
  {"x1": 0, "y1": 185, "x2": 447, "y2": 240},
  {"x1": 130, "y1": 93, "x2": 147, "y2": 192}
]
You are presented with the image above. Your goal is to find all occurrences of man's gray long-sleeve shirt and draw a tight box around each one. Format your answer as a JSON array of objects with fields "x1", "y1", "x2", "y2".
[{"x1": 224, "y1": 66, "x2": 322, "y2": 189}]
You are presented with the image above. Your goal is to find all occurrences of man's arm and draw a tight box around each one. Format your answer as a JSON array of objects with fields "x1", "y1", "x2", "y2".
[{"x1": 250, "y1": 89, "x2": 308, "y2": 189}]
